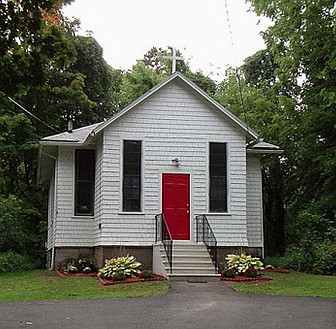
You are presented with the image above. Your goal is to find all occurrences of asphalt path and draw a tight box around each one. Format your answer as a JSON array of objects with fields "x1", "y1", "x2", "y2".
[{"x1": 0, "y1": 281, "x2": 335, "y2": 329}]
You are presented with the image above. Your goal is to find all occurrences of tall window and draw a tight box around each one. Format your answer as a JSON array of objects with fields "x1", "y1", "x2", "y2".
[
  {"x1": 75, "y1": 149, "x2": 95, "y2": 216},
  {"x1": 123, "y1": 140, "x2": 142, "y2": 212},
  {"x1": 209, "y1": 142, "x2": 227, "y2": 212}
]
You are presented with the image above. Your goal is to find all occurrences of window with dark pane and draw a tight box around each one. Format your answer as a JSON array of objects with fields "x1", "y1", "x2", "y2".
[
  {"x1": 209, "y1": 142, "x2": 227, "y2": 212},
  {"x1": 123, "y1": 140, "x2": 141, "y2": 212},
  {"x1": 75, "y1": 149, "x2": 95, "y2": 216}
]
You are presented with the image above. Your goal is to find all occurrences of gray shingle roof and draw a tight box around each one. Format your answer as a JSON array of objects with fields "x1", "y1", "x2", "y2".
[{"x1": 40, "y1": 122, "x2": 102, "y2": 145}]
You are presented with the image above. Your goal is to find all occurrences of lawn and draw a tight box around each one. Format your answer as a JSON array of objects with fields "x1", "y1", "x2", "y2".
[
  {"x1": 0, "y1": 270, "x2": 170, "y2": 302},
  {"x1": 226, "y1": 271, "x2": 336, "y2": 298}
]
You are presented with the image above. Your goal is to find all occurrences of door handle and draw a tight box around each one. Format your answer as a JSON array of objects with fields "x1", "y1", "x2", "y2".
[{"x1": 187, "y1": 210, "x2": 190, "y2": 214}]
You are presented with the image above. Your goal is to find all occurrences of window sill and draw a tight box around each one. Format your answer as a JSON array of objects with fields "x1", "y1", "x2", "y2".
[
  {"x1": 204, "y1": 213, "x2": 232, "y2": 216},
  {"x1": 118, "y1": 212, "x2": 145, "y2": 215},
  {"x1": 72, "y1": 215, "x2": 95, "y2": 219}
]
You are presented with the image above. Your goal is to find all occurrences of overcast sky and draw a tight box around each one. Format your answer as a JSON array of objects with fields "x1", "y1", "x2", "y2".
[{"x1": 63, "y1": 0, "x2": 270, "y2": 80}]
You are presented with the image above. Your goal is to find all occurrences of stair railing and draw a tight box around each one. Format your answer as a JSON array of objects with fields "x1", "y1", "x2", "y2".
[
  {"x1": 155, "y1": 213, "x2": 173, "y2": 273},
  {"x1": 196, "y1": 214, "x2": 218, "y2": 270}
]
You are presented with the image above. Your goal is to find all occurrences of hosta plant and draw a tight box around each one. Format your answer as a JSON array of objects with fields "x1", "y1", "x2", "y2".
[
  {"x1": 225, "y1": 254, "x2": 264, "y2": 276},
  {"x1": 98, "y1": 255, "x2": 141, "y2": 279},
  {"x1": 63, "y1": 258, "x2": 97, "y2": 274}
]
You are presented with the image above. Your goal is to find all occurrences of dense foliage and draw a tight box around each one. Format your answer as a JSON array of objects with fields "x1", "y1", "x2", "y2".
[{"x1": 246, "y1": 0, "x2": 336, "y2": 270}]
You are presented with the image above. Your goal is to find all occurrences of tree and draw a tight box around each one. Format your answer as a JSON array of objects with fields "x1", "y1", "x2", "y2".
[
  {"x1": 69, "y1": 36, "x2": 116, "y2": 125},
  {"x1": 247, "y1": 0, "x2": 336, "y2": 260},
  {"x1": 215, "y1": 63, "x2": 295, "y2": 255},
  {"x1": 0, "y1": 0, "x2": 117, "y2": 267}
]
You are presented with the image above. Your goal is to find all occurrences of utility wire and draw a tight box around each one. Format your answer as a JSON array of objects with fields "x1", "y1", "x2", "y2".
[
  {"x1": 8, "y1": 97, "x2": 60, "y2": 133},
  {"x1": 222, "y1": 0, "x2": 250, "y2": 132}
]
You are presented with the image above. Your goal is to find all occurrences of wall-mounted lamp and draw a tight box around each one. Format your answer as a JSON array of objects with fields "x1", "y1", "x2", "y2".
[{"x1": 172, "y1": 158, "x2": 180, "y2": 167}]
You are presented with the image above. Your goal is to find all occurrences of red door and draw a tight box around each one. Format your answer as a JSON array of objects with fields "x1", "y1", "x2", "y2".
[{"x1": 162, "y1": 173, "x2": 190, "y2": 240}]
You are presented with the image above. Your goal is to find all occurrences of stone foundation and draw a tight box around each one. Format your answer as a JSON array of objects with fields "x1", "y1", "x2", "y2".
[{"x1": 51, "y1": 246, "x2": 153, "y2": 270}]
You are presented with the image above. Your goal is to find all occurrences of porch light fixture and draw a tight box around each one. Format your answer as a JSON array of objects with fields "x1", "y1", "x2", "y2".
[{"x1": 172, "y1": 158, "x2": 180, "y2": 167}]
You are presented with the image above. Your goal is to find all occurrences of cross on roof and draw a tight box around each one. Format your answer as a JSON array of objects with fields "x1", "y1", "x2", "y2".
[{"x1": 164, "y1": 48, "x2": 183, "y2": 73}]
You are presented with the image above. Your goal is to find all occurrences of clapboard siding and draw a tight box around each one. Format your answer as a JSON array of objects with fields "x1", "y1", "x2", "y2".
[
  {"x1": 246, "y1": 154, "x2": 263, "y2": 247},
  {"x1": 55, "y1": 147, "x2": 95, "y2": 246},
  {"x1": 46, "y1": 174, "x2": 55, "y2": 249},
  {"x1": 94, "y1": 141, "x2": 103, "y2": 245},
  {"x1": 99, "y1": 81, "x2": 248, "y2": 246}
]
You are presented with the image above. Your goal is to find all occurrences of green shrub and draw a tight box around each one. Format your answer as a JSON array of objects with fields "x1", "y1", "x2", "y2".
[
  {"x1": 225, "y1": 254, "x2": 264, "y2": 276},
  {"x1": 312, "y1": 241, "x2": 336, "y2": 275},
  {"x1": 222, "y1": 268, "x2": 235, "y2": 278},
  {"x1": 63, "y1": 258, "x2": 97, "y2": 274},
  {"x1": 112, "y1": 271, "x2": 126, "y2": 281},
  {"x1": 0, "y1": 251, "x2": 34, "y2": 273},
  {"x1": 244, "y1": 266, "x2": 259, "y2": 278},
  {"x1": 264, "y1": 256, "x2": 290, "y2": 269},
  {"x1": 98, "y1": 255, "x2": 141, "y2": 279},
  {"x1": 139, "y1": 270, "x2": 155, "y2": 279},
  {"x1": 284, "y1": 240, "x2": 336, "y2": 275}
]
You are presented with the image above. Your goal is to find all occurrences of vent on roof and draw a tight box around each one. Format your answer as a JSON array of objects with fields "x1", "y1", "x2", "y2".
[{"x1": 67, "y1": 119, "x2": 73, "y2": 133}]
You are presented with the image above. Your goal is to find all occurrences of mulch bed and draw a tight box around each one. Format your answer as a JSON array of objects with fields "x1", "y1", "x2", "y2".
[
  {"x1": 98, "y1": 274, "x2": 167, "y2": 285},
  {"x1": 221, "y1": 275, "x2": 272, "y2": 282},
  {"x1": 263, "y1": 268, "x2": 290, "y2": 274},
  {"x1": 56, "y1": 269, "x2": 98, "y2": 278},
  {"x1": 56, "y1": 269, "x2": 166, "y2": 285}
]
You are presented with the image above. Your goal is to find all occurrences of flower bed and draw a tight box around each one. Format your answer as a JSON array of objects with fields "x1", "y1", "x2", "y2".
[
  {"x1": 56, "y1": 269, "x2": 98, "y2": 278},
  {"x1": 98, "y1": 274, "x2": 166, "y2": 285},
  {"x1": 263, "y1": 268, "x2": 290, "y2": 274}
]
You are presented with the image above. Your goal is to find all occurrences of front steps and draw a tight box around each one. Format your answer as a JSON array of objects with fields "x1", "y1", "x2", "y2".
[{"x1": 153, "y1": 243, "x2": 221, "y2": 282}]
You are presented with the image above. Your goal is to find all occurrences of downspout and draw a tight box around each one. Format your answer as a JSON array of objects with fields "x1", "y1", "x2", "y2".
[{"x1": 40, "y1": 148, "x2": 57, "y2": 270}]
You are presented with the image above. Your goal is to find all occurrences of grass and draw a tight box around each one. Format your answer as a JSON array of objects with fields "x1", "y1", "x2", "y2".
[
  {"x1": 226, "y1": 271, "x2": 336, "y2": 298},
  {"x1": 0, "y1": 270, "x2": 170, "y2": 302}
]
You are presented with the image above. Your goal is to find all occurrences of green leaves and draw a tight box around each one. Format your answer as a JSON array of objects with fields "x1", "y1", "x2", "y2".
[
  {"x1": 98, "y1": 255, "x2": 142, "y2": 280},
  {"x1": 225, "y1": 254, "x2": 264, "y2": 275},
  {"x1": 247, "y1": 0, "x2": 336, "y2": 261}
]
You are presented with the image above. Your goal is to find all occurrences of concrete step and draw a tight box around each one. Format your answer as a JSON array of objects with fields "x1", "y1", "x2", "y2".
[
  {"x1": 158, "y1": 243, "x2": 218, "y2": 280},
  {"x1": 170, "y1": 267, "x2": 217, "y2": 275},
  {"x1": 163, "y1": 260, "x2": 214, "y2": 267},
  {"x1": 168, "y1": 273, "x2": 221, "y2": 282}
]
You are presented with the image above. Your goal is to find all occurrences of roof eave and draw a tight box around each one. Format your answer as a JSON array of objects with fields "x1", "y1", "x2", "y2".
[
  {"x1": 40, "y1": 140, "x2": 82, "y2": 147},
  {"x1": 246, "y1": 149, "x2": 284, "y2": 154}
]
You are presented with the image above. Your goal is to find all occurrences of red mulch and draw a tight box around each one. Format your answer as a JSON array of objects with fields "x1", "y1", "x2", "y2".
[
  {"x1": 56, "y1": 269, "x2": 167, "y2": 285},
  {"x1": 98, "y1": 274, "x2": 167, "y2": 286},
  {"x1": 56, "y1": 269, "x2": 98, "y2": 278},
  {"x1": 221, "y1": 275, "x2": 272, "y2": 282},
  {"x1": 263, "y1": 268, "x2": 290, "y2": 274}
]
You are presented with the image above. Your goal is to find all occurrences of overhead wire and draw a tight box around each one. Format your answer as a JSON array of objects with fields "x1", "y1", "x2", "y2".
[
  {"x1": 221, "y1": 0, "x2": 250, "y2": 133},
  {"x1": 8, "y1": 96, "x2": 60, "y2": 133}
]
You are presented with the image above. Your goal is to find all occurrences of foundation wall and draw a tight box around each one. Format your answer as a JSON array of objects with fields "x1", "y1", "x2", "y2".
[{"x1": 52, "y1": 246, "x2": 152, "y2": 270}]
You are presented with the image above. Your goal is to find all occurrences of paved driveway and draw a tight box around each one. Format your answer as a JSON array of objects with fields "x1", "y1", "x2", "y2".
[{"x1": 0, "y1": 282, "x2": 335, "y2": 329}]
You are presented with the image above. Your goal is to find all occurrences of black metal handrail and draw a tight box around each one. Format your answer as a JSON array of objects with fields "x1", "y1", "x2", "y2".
[
  {"x1": 155, "y1": 213, "x2": 173, "y2": 273},
  {"x1": 196, "y1": 214, "x2": 218, "y2": 270}
]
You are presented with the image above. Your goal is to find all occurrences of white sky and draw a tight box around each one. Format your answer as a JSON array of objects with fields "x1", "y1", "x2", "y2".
[{"x1": 63, "y1": 0, "x2": 270, "y2": 80}]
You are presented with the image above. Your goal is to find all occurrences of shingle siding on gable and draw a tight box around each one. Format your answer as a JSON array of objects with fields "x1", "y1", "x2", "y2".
[{"x1": 98, "y1": 81, "x2": 248, "y2": 246}]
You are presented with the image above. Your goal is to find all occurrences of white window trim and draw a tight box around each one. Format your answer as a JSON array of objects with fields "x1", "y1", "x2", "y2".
[
  {"x1": 206, "y1": 141, "x2": 231, "y2": 214},
  {"x1": 119, "y1": 134, "x2": 145, "y2": 213}
]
